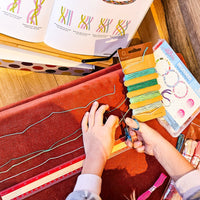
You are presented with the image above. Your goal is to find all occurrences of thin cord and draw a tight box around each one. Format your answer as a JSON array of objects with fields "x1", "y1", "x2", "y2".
[
  {"x1": 122, "y1": 47, "x2": 148, "y2": 73},
  {"x1": 0, "y1": 86, "x2": 121, "y2": 171},
  {"x1": 0, "y1": 132, "x2": 83, "y2": 175},
  {"x1": 108, "y1": 97, "x2": 128, "y2": 113},
  {"x1": 118, "y1": 108, "x2": 131, "y2": 124},
  {"x1": 0, "y1": 146, "x2": 84, "y2": 184},
  {"x1": 0, "y1": 96, "x2": 129, "y2": 173},
  {"x1": 0, "y1": 86, "x2": 131, "y2": 183},
  {"x1": 0, "y1": 107, "x2": 130, "y2": 183},
  {"x1": 0, "y1": 128, "x2": 81, "y2": 170},
  {"x1": 0, "y1": 85, "x2": 116, "y2": 140}
]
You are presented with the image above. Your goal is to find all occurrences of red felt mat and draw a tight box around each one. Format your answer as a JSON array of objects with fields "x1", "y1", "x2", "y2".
[{"x1": 0, "y1": 59, "x2": 198, "y2": 200}]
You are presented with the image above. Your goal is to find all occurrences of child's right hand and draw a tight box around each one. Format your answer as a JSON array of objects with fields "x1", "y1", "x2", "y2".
[{"x1": 125, "y1": 117, "x2": 164, "y2": 156}]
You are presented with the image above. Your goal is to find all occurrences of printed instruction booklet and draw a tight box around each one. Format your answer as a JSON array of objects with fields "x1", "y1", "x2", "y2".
[
  {"x1": 0, "y1": 0, "x2": 153, "y2": 56},
  {"x1": 154, "y1": 40, "x2": 200, "y2": 137}
]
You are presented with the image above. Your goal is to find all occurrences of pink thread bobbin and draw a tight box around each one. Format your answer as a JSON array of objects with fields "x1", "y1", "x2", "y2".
[
  {"x1": 191, "y1": 141, "x2": 200, "y2": 168},
  {"x1": 137, "y1": 173, "x2": 167, "y2": 200},
  {"x1": 183, "y1": 139, "x2": 198, "y2": 162}
]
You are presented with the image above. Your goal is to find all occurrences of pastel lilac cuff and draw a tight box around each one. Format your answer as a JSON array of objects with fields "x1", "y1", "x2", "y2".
[
  {"x1": 74, "y1": 174, "x2": 102, "y2": 195},
  {"x1": 175, "y1": 169, "x2": 200, "y2": 199}
]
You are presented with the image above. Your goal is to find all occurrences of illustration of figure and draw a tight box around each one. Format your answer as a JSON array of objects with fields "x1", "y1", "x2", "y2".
[
  {"x1": 78, "y1": 14, "x2": 93, "y2": 30},
  {"x1": 27, "y1": 0, "x2": 46, "y2": 26},
  {"x1": 96, "y1": 18, "x2": 113, "y2": 33},
  {"x1": 113, "y1": 19, "x2": 131, "y2": 36},
  {"x1": 59, "y1": 6, "x2": 73, "y2": 26},
  {"x1": 7, "y1": 0, "x2": 21, "y2": 14}
]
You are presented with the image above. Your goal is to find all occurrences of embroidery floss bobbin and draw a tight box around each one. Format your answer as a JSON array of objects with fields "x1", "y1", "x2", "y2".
[
  {"x1": 191, "y1": 141, "x2": 200, "y2": 168},
  {"x1": 182, "y1": 139, "x2": 198, "y2": 162},
  {"x1": 118, "y1": 42, "x2": 166, "y2": 122}
]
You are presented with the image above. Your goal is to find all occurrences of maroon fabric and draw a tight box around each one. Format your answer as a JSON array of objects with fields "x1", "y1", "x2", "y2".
[
  {"x1": 0, "y1": 57, "x2": 198, "y2": 200},
  {"x1": 0, "y1": 65, "x2": 121, "y2": 113}
]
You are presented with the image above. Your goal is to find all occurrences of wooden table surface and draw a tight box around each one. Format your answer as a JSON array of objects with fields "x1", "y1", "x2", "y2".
[
  {"x1": 162, "y1": 0, "x2": 200, "y2": 82},
  {"x1": 0, "y1": 0, "x2": 199, "y2": 108}
]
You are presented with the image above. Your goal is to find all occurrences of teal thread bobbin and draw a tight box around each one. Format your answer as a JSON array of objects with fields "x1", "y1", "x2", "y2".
[
  {"x1": 124, "y1": 68, "x2": 156, "y2": 81},
  {"x1": 127, "y1": 79, "x2": 158, "y2": 92}
]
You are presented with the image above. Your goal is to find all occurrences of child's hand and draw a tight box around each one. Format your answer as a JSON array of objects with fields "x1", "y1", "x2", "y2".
[
  {"x1": 125, "y1": 117, "x2": 195, "y2": 182},
  {"x1": 125, "y1": 117, "x2": 163, "y2": 156},
  {"x1": 81, "y1": 101, "x2": 119, "y2": 176}
]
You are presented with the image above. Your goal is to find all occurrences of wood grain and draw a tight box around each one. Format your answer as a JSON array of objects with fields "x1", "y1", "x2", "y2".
[
  {"x1": 0, "y1": 68, "x2": 81, "y2": 107},
  {"x1": 162, "y1": 0, "x2": 200, "y2": 82},
  {"x1": 137, "y1": 0, "x2": 169, "y2": 45}
]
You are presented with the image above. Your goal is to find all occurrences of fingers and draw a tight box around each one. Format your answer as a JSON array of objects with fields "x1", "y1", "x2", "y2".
[
  {"x1": 125, "y1": 117, "x2": 158, "y2": 135},
  {"x1": 125, "y1": 117, "x2": 141, "y2": 131},
  {"x1": 88, "y1": 101, "x2": 99, "y2": 128},
  {"x1": 125, "y1": 139, "x2": 145, "y2": 153},
  {"x1": 82, "y1": 112, "x2": 89, "y2": 133},
  {"x1": 84, "y1": 101, "x2": 119, "y2": 132},
  {"x1": 129, "y1": 129, "x2": 137, "y2": 139},
  {"x1": 105, "y1": 115, "x2": 119, "y2": 129},
  {"x1": 95, "y1": 104, "x2": 109, "y2": 126},
  {"x1": 135, "y1": 145, "x2": 145, "y2": 153},
  {"x1": 126, "y1": 139, "x2": 133, "y2": 148},
  {"x1": 133, "y1": 140, "x2": 143, "y2": 148}
]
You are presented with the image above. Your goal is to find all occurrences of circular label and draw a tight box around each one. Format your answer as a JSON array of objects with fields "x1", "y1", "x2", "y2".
[
  {"x1": 163, "y1": 70, "x2": 179, "y2": 88},
  {"x1": 173, "y1": 81, "x2": 188, "y2": 99},
  {"x1": 156, "y1": 57, "x2": 171, "y2": 76}
]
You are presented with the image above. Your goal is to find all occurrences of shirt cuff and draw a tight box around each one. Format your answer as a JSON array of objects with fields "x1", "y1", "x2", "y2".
[
  {"x1": 175, "y1": 169, "x2": 200, "y2": 199},
  {"x1": 74, "y1": 174, "x2": 102, "y2": 195}
]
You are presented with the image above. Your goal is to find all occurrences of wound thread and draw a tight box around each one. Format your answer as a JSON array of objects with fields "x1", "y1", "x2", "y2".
[
  {"x1": 124, "y1": 68, "x2": 156, "y2": 81},
  {"x1": 127, "y1": 79, "x2": 158, "y2": 92},
  {"x1": 132, "y1": 101, "x2": 162, "y2": 115},
  {"x1": 118, "y1": 43, "x2": 165, "y2": 122},
  {"x1": 129, "y1": 91, "x2": 161, "y2": 104}
]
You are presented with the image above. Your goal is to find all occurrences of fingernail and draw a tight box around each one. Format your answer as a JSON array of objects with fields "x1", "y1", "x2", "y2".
[{"x1": 125, "y1": 117, "x2": 131, "y2": 123}]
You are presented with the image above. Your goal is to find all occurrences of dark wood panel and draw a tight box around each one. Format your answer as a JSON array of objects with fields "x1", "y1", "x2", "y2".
[{"x1": 162, "y1": 0, "x2": 200, "y2": 82}]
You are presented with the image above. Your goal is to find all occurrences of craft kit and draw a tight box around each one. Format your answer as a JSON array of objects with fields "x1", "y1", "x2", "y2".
[
  {"x1": 0, "y1": 63, "x2": 178, "y2": 200},
  {"x1": 118, "y1": 42, "x2": 166, "y2": 122},
  {"x1": 153, "y1": 40, "x2": 200, "y2": 137}
]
